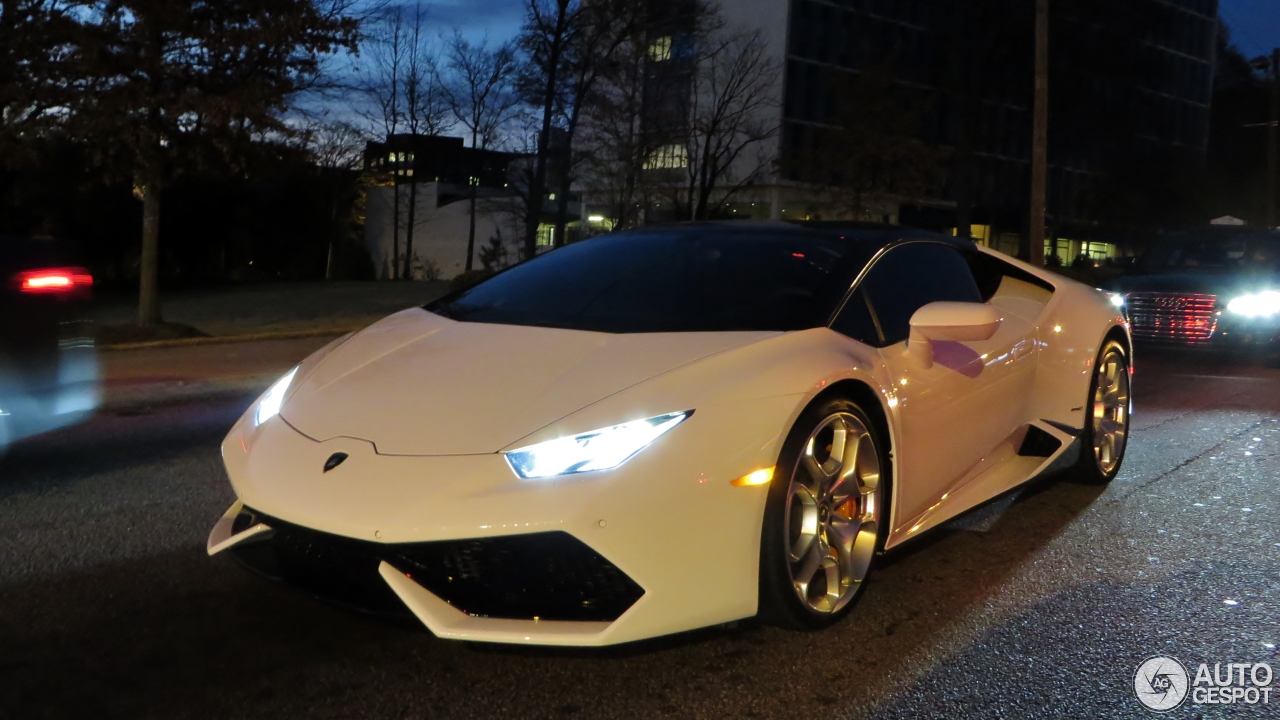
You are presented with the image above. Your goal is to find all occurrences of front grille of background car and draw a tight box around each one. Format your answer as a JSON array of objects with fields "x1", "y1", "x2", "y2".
[
  {"x1": 1126, "y1": 292, "x2": 1218, "y2": 345},
  {"x1": 229, "y1": 509, "x2": 645, "y2": 623}
]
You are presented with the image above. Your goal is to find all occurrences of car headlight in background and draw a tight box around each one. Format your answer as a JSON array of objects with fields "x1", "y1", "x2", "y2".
[
  {"x1": 254, "y1": 366, "x2": 299, "y2": 427},
  {"x1": 1226, "y1": 291, "x2": 1280, "y2": 318},
  {"x1": 1106, "y1": 292, "x2": 1126, "y2": 308},
  {"x1": 505, "y1": 411, "x2": 692, "y2": 479}
]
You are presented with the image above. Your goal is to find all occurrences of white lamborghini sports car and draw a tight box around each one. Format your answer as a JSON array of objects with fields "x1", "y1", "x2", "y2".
[{"x1": 207, "y1": 222, "x2": 1131, "y2": 646}]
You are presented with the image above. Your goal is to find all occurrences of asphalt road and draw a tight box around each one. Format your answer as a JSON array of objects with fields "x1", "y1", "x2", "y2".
[{"x1": 1, "y1": 341, "x2": 1277, "y2": 720}]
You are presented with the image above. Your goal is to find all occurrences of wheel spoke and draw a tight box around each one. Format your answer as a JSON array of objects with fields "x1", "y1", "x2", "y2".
[
  {"x1": 786, "y1": 483, "x2": 819, "y2": 562},
  {"x1": 792, "y1": 539, "x2": 826, "y2": 600},
  {"x1": 801, "y1": 446, "x2": 829, "y2": 491},
  {"x1": 827, "y1": 430, "x2": 862, "y2": 505}
]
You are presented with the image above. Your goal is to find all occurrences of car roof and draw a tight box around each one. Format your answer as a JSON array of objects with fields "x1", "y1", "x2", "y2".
[{"x1": 610, "y1": 220, "x2": 972, "y2": 253}]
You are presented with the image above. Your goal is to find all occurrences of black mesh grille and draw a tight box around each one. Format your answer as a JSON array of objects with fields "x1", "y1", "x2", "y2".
[{"x1": 228, "y1": 508, "x2": 645, "y2": 622}]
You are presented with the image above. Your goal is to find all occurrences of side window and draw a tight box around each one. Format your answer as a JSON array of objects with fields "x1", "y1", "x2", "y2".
[
  {"x1": 857, "y1": 242, "x2": 982, "y2": 346},
  {"x1": 831, "y1": 288, "x2": 881, "y2": 345},
  {"x1": 966, "y1": 249, "x2": 1055, "y2": 302}
]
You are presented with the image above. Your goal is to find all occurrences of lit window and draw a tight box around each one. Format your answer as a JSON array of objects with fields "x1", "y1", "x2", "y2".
[
  {"x1": 536, "y1": 224, "x2": 556, "y2": 247},
  {"x1": 648, "y1": 36, "x2": 672, "y2": 62},
  {"x1": 644, "y1": 143, "x2": 688, "y2": 170}
]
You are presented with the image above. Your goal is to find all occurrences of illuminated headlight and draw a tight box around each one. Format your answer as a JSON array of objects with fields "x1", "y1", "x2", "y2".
[
  {"x1": 505, "y1": 411, "x2": 692, "y2": 479},
  {"x1": 1106, "y1": 292, "x2": 1126, "y2": 308},
  {"x1": 1226, "y1": 291, "x2": 1280, "y2": 318},
  {"x1": 254, "y1": 366, "x2": 299, "y2": 427}
]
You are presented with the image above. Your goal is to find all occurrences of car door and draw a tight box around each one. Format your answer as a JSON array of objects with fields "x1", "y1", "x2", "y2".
[{"x1": 831, "y1": 241, "x2": 1038, "y2": 536}]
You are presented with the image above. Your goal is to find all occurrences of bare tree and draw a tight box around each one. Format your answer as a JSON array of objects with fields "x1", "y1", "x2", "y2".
[
  {"x1": 398, "y1": 3, "x2": 451, "y2": 280},
  {"x1": 578, "y1": 0, "x2": 734, "y2": 228},
  {"x1": 576, "y1": 2, "x2": 663, "y2": 231},
  {"x1": 682, "y1": 28, "x2": 780, "y2": 220},
  {"x1": 547, "y1": 0, "x2": 637, "y2": 247},
  {"x1": 303, "y1": 119, "x2": 367, "y2": 171},
  {"x1": 356, "y1": 3, "x2": 453, "y2": 280},
  {"x1": 441, "y1": 32, "x2": 520, "y2": 271},
  {"x1": 356, "y1": 7, "x2": 407, "y2": 278},
  {"x1": 301, "y1": 119, "x2": 367, "y2": 279},
  {"x1": 517, "y1": 0, "x2": 577, "y2": 256}
]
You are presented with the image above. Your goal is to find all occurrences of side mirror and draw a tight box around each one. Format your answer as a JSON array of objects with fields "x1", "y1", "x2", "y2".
[{"x1": 907, "y1": 302, "x2": 1002, "y2": 369}]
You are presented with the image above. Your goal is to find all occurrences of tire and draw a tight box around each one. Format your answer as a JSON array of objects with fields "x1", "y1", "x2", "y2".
[
  {"x1": 758, "y1": 396, "x2": 889, "y2": 630},
  {"x1": 1075, "y1": 339, "x2": 1131, "y2": 484}
]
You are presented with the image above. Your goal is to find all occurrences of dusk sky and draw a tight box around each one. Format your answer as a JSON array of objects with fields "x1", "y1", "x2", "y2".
[
  {"x1": 1220, "y1": 0, "x2": 1280, "y2": 59},
  {"x1": 435, "y1": 0, "x2": 1280, "y2": 59},
  {"x1": 426, "y1": 0, "x2": 522, "y2": 43}
]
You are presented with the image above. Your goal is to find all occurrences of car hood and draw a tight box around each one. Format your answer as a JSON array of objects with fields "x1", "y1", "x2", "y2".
[{"x1": 281, "y1": 308, "x2": 777, "y2": 456}]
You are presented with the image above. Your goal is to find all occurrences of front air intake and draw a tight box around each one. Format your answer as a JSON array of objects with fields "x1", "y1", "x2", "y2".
[{"x1": 229, "y1": 510, "x2": 645, "y2": 622}]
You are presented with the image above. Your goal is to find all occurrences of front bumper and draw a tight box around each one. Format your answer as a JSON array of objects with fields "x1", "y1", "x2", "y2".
[
  {"x1": 209, "y1": 396, "x2": 797, "y2": 645},
  {"x1": 219, "y1": 503, "x2": 645, "y2": 623}
]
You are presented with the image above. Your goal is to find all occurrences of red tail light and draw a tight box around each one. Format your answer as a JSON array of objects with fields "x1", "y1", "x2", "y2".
[{"x1": 14, "y1": 267, "x2": 94, "y2": 295}]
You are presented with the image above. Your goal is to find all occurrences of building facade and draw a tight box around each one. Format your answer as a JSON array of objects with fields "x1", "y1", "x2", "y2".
[
  {"x1": 588, "y1": 0, "x2": 1220, "y2": 259},
  {"x1": 362, "y1": 135, "x2": 526, "y2": 279}
]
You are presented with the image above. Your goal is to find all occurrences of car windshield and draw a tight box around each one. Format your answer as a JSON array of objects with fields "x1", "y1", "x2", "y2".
[
  {"x1": 1138, "y1": 231, "x2": 1280, "y2": 273},
  {"x1": 426, "y1": 228, "x2": 875, "y2": 333}
]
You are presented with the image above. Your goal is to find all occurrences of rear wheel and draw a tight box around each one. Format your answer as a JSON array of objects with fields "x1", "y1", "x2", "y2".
[
  {"x1": 759, "y1": 397, "x2": 887, "y2": 629},
  {"x1": 1076, "y1": 339, "x2": 1131, "y2": 484}
]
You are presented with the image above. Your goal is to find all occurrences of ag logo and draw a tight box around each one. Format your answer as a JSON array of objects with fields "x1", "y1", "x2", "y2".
[
  {"x1": 323, "y1": 452, "x2": 349, "y2": 473},
  {"x1": 1135, "y1": 656, "x2": 1190, "y2": 712}
]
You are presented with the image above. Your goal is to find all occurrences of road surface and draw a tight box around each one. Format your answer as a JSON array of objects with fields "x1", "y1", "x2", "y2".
[{"x1": 1, "y1": 340, "x2": 1276, "y2": 719}]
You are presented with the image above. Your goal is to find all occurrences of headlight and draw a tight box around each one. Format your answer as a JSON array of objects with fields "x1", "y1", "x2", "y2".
[
  {"x1": 1226, "y1": 291, "x2": 1280, "y2": 318},
  {"x1": 505, "y1": 411, "x2": 692, "y2": 479},
  {"x1": 254, "y1": 366, "x2": 299, "y2": 427},
  {"x1": 1106, "y1": 292, "x2": 1126, "y2": 308}
]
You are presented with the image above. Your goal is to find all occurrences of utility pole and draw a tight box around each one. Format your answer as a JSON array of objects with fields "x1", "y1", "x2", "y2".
[
  {"x1": 1247, "y1": 50, "x2": 1279, "y2": 228},
  {"x1": 1028, "y1": 0, "x2": 1049, "y2": 266},
  {"x1": 1270, "y1": 48, "x2": 1279, "y2": 228}
]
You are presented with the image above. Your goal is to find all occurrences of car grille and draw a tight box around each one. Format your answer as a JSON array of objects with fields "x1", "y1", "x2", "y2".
[
  {"x1": 1127, "y1": 292, "x2": 1219, "y2": 345},
  {"x1": 228, "y1": 508, "x2": 645, "y2": 622}
]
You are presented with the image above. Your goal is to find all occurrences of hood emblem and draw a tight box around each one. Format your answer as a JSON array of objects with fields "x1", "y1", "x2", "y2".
[{"x1": 323, "y1": 452, "x2": 349, "y2": 473}]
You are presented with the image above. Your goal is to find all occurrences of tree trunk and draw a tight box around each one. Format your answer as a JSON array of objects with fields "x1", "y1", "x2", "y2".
[
  {"x1": 404, "y1": 180, "x2": 418, "y2": 280},
  {"x1": 553, "y1": 167, "x2": 572, "y2": 246},
  {"x1": 326, "y1": 184, "x2": 338, "y2": 280},
  {"x1": 137, "y1": 181, "x2": 162, "y2": 326},
  {"x1": 466, "y1": 182, "x2": 478, "y2": 271},
  {"x1": 391, "y1": 180, "x2": 401, "y2": 280},
  {"x1": 522, "y1": 3, "x2": 568, "y2": 260}
]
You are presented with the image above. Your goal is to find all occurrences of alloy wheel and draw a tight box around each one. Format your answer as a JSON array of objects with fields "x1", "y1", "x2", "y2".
[
  {"x1": 1091, "y1": 346, "x2": 1131, "y2": 475},
  {"x1": 783, "y1": 412, "x2": 882, "y2": 615}
]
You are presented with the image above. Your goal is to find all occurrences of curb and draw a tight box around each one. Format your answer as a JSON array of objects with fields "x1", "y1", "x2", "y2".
[{"x1": 101, "y1": 326, "x2": 361, "y2": 351}]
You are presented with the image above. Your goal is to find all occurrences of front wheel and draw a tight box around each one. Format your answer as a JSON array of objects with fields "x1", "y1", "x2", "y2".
[
  {"x1": 1076, "y1": 339, "x2": 1131, "y2": 484},
  {"x1": 759, "y1": 398, "x2": 887, "y2": 629}
]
